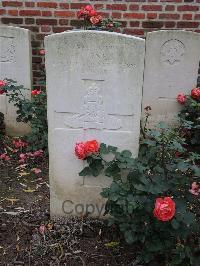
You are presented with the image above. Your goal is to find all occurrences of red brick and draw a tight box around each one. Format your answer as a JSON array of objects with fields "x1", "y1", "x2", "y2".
[
  {"x1": 97, "y1": 12, "x2": 109, "y2": 18},
  {"x1": 118, "y1": 21, "x2": 127, "y2": 27},
  {"x1": 2, "y1": 1, "x2": 23, "y2": 7},
  {"x1": 106, "y1": 4, "x2": 127, "y2": 11},
  {"x1": 37, "y1": 2, "x2": 57, "y2": 8},
  {"x1": 60, "y1": 3, "x2": 69, "y2": 9},
  {"x1": 123, "y1": 28, "x2": 144, "y2": 36},
  {"x1": 194, "y1": 14, "x2": 200, "y2": 20},
  {"x1": 25, "y1": 18, "x2": 35, "y2": 24},
  {"x1": 165, "y1": 21, "x2": 176, "y2": 28},
  {"x1": 8, "y1": 10, "x2": 18, "y2": 16},
  {"x1": 123, "y1": 13, "x2": 145, "y2": 19},
  {"x1": 160, "y1": 0, "x2": 182, "y2": 2},
  {"x1": 41, "y1": 25, "x2": 51, "y2": 32},
  {"x1": 0, "y1": 9, "x2": 6, "y2": 15},
  {"x1": 94, "y1": 4, "x2": 104, "y2": 10},
  {"x1": 1, "y1": 17, "x2": 23, "y2": 24},
  {"x1": 142, "y1": 5, "x2": 162, "y2": 11},
  {"x1": 19, "y1": 10, "x2": 41, "y2": 16},
  {"x1": 147, "y1": 13, "x2": 157, "y2": 19},
  {"x1": 23, "y1": 26, "x2": 39, "y2": 32},
  {"x1": 70, "y1": 3, "x2": 89, "y2": 9},
  {"x1": 159, "y1": 13, "x2": 180, "y2": 19},
  {"x1": 54, "y1": 11, "x2": 75, "y2": 18},
  {"x1": 182, "y1": 14, "x2": 193, "y2": 20},
  {"x1": 129, "y1": 4, "x2": 139, "y2": 11},
  {"x1": 165, "y1": 5, "x2": 175, "y2": 11},
  {"x1": 53, "y1": 27, "x2": 68, "y2": 33},
  {"x1": 33, "y1": 57, "x2": 42, "y2": 63},
  {"x1": 42, "y1": 11, "x2": 52, "y2": 17},
  {"x1": 36, "y1": 19, "x2": 57, "y2": 25},
  {"x1": 112, "y1": 12, "x2": 122, "y2": 19},
  {"x1": 25, "y1": 2, "x2": 35, "y2": 7},
  {"x1": 59, "y1": 19, "x2": 69, "y2": 25},
  {"x1": 142, "y1": 21, "x2": 164, "y2": 28},
  {"x1": 177, "y1": 5, "x2": 199, "y2": 11},
  {"x1": 36, "y1": 34, "x2": 47, "y2": 41},
  {"x1": 130, "y1": 21, "x2": 140, "y2": 27},
  {"x1": 177, "y1": 21, "x2": 199, "y2": 28}
]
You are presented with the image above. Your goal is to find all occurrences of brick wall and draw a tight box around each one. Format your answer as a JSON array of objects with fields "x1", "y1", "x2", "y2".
[{"x1": 0, "y1": 0, "x2": 200, "y2": 88}]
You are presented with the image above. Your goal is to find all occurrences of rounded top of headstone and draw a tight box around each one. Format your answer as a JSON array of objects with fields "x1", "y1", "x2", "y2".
[
  {"x1": 0, "y1": 25, "x2": 30, "y2": 35},
  {"x1": 147, "y1": 30, "x2": 200, "y2": 38},
  {"x1": 45, "y1": 30, "x2": 145, "y2": 43}
]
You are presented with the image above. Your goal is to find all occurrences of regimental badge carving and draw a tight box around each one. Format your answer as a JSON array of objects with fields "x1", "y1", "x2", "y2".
[
  {"x1": 160, "y1": 39, "x2": 185, "y2": 65},
  {"x1": 0, "y1": 37, "x2": 16, "y2": 63},
  {"x1": 65, "y1": 83, "x2": 122, "y2": 130}
]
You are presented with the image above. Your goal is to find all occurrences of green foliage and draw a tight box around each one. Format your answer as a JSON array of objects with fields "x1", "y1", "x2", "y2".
[
  {"x1": 179, "y1": 95, "x2": 200, "y2": 150},
  {"x1": 79, "y1": 122, "x2": 200, "y2": 265},
  {"x1": 3, "y1": 79, "x2": 48, "y2": 152},
  {"x1": 0, "y1": 112, "x2": 5, "y2": 152}
]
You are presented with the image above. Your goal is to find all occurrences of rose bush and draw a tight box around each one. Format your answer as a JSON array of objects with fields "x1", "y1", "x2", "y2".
[
  {"x1": 75, "y1": 119, "x2": 200, "y2": 265},
  {"x1": 0, "y1": 79, "x2": 48, "y2": 152},
  {"x1": 77, "y1": 5, "x2": 121, "y2": 31},
  {"x1": 177, "y1": 87, "x2": 200, "y2": 152}
]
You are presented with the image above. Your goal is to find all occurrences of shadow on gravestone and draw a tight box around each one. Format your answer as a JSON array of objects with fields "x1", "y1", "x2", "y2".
[
  {"x1": 0, "y1": 26, "x2": 32, "y2": 136},
  {"x1": 45, "y1": 30, "x2": 145, "y2": 218},
  {"x1": 142, "y1": 30, "x2": 200, "y2": 127}
]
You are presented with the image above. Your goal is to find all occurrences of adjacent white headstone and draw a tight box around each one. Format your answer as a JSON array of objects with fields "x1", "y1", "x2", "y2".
[
  {"x1": 45, "y1": 30, "x2": 145, "y2": 217},
  {"x1": 0, "y1": 26, "x2": 32, "y2": 135},
  {"x1": 142, "y1": 30, "x2": 200, "y2": 125}
]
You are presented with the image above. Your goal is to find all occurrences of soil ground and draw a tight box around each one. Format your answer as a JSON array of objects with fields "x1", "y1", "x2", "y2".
[{"x1": 0, "y1": 159, "x2": 145, "y2": 266}]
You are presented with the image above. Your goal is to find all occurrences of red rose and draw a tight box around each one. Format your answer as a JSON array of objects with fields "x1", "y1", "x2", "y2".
[
  {"x1": 85, "y1": 5, "x2": 93, "y2": 12},
  {"x1": 75, "y1": 142, "x2": 87, "y2": 160},
  {"x1": 88, "y1": 9, "x2": 97, "y2": 17},
  {"x1": 191, "y1": 88, "x2": 200, "y2": 100},
  {"x1": 90, "y1": 15, "x2": 102, "y2": 25},
  {"x1": 153, "y1": 197, "x2": 175, "y2": 222},
  {"x1": 77, "y1": 5, "x2": 97, "y2": 19},
  {"x1": 84, "y1": 140, "x2": 100, "y2": 155},
  {"x1": 0, "y1": 89, "x2": 5, "y2": 95},
  {"x1": 31, "y1": 90, "x2": 42, "y2": 96},
  {"x1": 0, "y1": 80, "x2": 6, "y2": 87},
  {"x1": 177, "y1": 93, "x2": 186, "y2": 104}
]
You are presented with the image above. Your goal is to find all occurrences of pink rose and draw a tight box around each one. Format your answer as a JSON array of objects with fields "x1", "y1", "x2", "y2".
[
  {"x1": 90, "y1": 15, "x2": 102, "y2": 25},
  {"x1": 191, "y1": 88, "x2": 200, "y2": 100},
  {"x1": 75, "y1": 142, "x2": 87, "y2": 160},
  {"x1": 39, "y1": 49, "x2": 45, "y2": 55},
  {"x1": 177, "y1": 93, "x2": 186, "y2": 104},
  {"x1": 189, "y1": 182, "x2": 200, "y2": 196},
  {"x1": 0, "y1": 80, "x2": 6, "y2": 87}
]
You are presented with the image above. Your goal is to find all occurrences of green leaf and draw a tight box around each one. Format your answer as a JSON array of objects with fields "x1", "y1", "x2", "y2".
[
  {"x1": 171, "y1": 219, "x2": 179, "y2": 230},
  {"x1": 79, "y1": 167, "x2": 92, "y2": 176},
  {"x1": 182, "y1": 212, "x2": 196, "y2": 226},
  {"x1": 121, "y1": 150, "x2": 132, "y2": 158},
  {"x1": 100, "y1": 143, "x2": 109, "y2": 154},
  {"x1": 124, "y1": 231, "x2": 135, "y2": 244}
]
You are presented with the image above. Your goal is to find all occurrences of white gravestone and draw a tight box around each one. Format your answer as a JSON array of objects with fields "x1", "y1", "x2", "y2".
[
  {"x1": 0, "y1": 26, "x2": 32, "y2": 135},
  {"x1": 45, "y1": 30, "x2": 145, "y2": 217},
  {"x1": 142, "y1": 30, "x2": 200, "y2": 125}
]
